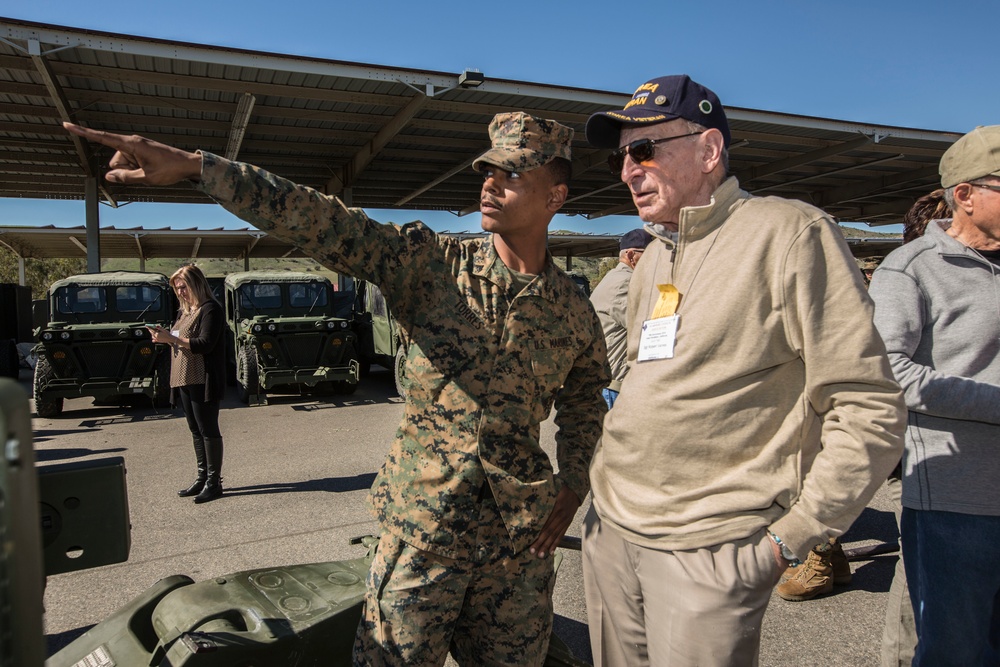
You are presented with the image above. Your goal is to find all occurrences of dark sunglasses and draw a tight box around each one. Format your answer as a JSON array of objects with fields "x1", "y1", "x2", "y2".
[{"x1": 608, "y1": 132, "x2": 702, "y2": 175}]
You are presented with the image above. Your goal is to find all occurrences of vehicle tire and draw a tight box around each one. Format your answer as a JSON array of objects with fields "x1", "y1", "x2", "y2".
[
  {"x1": 152, "y1": 352, "x2": 171, "y2": 408},
  {"x1": 333, "y1": 343, "x2": 359, "y2": 395},
  {"x1": 236, "y1": 345, "x2": 260, "y2": 405},
  {"x1": 393, "y1": 345, "x2": 407, "y2": 399},
  {"x1": 0, "y1": 338, "x2": 18, "y2": 379},
  {"x1": 33, "y1": 356, "x2": 63, "y2": 418}
]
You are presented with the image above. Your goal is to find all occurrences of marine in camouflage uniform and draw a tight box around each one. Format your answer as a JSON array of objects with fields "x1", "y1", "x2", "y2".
[{"x1": 66, "y1": 113, "x2": 610, "y2": 665}]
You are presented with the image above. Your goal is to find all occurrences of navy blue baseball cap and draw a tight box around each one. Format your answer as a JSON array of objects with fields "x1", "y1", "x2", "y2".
[
  {"x1": 586, "y1": 75, "x2": 731, "y2": 149},
  {"x1": 619, "y1": 228, "x2": 653, "y2": 251}
]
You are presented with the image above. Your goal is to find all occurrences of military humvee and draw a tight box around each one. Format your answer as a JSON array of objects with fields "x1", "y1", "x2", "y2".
[
  {"x1": 32, "y1": 271, "x2": 174, "y2": 418},
  {"x1": 348, "y1": 278, "x2": 407, "y2": 398},
  {"x1": 224, "y1": 271, "x2": 359, "y2": 404}
]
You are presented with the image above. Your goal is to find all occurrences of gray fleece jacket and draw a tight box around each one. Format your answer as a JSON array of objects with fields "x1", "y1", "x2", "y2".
[{"x1": 870, "y1": 219, "x2": 1000, "y2": 516}]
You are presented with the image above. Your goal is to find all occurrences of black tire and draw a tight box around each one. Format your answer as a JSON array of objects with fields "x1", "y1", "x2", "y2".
[
  {"x1": 152, "y1": 352, "x2": 171, "y2": 408},
  {"x1": 33, "y1": 356, "x2": 63, "y2": 418},
  {"x1": 332, "y1": 343, "x2": 359, "y2": 395},
  {"x1": 0, "y1": 338, "x2": 17, "y2": 379},
  {"x1": 393, "y1": 345, "x2": 407, "y2": 399},
  {"x1": 236, "y1": 345, "x2": 260, "y2": 405}
]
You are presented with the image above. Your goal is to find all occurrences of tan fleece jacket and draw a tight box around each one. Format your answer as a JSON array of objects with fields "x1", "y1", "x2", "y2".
[{"x1": 590, "y1": 177, "x2": 906, "y2": 560}]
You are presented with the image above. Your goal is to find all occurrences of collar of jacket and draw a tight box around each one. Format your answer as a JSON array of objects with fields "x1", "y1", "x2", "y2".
[
  {"x1": 471, "y1": 234, "x2": 563, "y2": 302},
  {"x1": 927, "y1": 217, "x2": 999, "y2": 267},
  {"x1": 644, "y1": 176, "x2": 748, "y2": 246}
]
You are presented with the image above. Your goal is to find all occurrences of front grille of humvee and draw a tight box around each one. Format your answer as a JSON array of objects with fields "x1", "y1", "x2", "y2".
[
  {"x1": 77, "y1": 343, "x2": 130, "y2": 378},
  {"x1": 282, "y1": 333, "x2": 325, "y2": 367}
]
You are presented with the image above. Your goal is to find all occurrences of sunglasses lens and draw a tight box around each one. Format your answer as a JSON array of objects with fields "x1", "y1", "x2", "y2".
[
  {"x1": 629, "y1": 140, "x2": 655, "y2": 163},
  {"x1": 608, "y1": 139, "x2": 658, "y2": 175}
]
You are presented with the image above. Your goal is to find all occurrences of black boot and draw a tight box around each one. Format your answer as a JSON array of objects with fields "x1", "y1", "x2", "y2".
[
  {"x1": 194, "y1": 436, "x2": 224, "y2": 504},
  {"x1": 178, "y1": 434, "x2": 207, "y2": 497}
]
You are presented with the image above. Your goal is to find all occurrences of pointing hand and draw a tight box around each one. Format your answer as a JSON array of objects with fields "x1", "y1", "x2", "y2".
[{"x1": 63, "y1": 122, "x2": 202, "y2": 186}]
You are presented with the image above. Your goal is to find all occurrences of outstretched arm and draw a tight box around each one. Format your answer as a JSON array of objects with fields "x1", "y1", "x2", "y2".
[{"x1": 63, "y1": 122, "x2": 202, "y2": 185}]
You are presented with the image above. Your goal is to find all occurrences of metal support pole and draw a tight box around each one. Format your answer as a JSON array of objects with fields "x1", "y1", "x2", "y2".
[
  {"x1": 244, "y1": 255, "x2": 250, "y2": 271},
  {"x1": 18, "y1": 257, "x2": 25, "y2": 286},
  {"x1": 85, "y1": 177, "x2": 101, "y2": 273}
]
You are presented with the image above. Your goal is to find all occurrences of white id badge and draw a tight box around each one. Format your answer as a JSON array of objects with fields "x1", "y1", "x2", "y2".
[{"x1": 637, "y1": 315, "x2": 679, "y2": 361}]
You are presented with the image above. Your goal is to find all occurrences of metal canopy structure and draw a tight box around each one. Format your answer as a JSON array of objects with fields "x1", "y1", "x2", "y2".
[
  {"x1": 0, "y1": 17, "x2": 962, "y2": 226},
  {"x1": 0, "y1": 225, "x2": 899, "y2": 268}
]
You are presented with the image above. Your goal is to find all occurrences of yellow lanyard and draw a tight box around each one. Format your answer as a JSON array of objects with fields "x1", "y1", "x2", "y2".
[{"x1": 650, "y1": 284, "x2": 680, "y2": 319}]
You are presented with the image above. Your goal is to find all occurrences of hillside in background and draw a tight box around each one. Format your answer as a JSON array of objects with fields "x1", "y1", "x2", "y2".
[
  {"x1": 101, "y1": 256, "x2": 339, "y2": 280},
  {"x1": 836, "y1": 225, "x2": 902, "y2": 239}
]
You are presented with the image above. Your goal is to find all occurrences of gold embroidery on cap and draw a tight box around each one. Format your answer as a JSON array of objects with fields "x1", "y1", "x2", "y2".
[
  {"x1": 606, "y1": 112, "x2": 668, "y2": 122},
  {"x1": 624, "y1": 93, "x2": 650, "y2": 110}
]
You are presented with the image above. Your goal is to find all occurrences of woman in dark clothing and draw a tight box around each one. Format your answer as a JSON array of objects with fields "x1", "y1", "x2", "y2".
[{"x1": 148, "y1": 265, "x2": 227, "y2": 503}]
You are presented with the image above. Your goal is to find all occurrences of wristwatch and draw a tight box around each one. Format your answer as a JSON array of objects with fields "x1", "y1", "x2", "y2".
[{"x1": 768, "y1": 530, "x2": 801, "y2": 565}]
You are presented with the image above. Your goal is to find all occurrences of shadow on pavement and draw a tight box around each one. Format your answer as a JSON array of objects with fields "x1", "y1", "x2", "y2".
[
  {"x1": 843, "y1": 506, "x2": 898, "y2": 544},
  {"x1": 553, "y1": 614, "x2": 593, "y2": 665},
  {"x1": 35, "y1": 446, "x2": 127, "y2": 462},
  {"x1": 846, "y1": 555, "x2": 896, "y2": 595},
  {"x1": 77, "y1": 411, "x2": 180, "y2": 428},
  {"x1": 291, "y1": 396, "x2": 404, "y2": 411},
  {"x1": 224, "y1": 472, "x2": 378, "y2": 497}
]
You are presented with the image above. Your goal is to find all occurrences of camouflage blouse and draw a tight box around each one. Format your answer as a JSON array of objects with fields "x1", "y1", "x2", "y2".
[{"x1": 198, "y1": 152, "x2": 610, "y2": 560}]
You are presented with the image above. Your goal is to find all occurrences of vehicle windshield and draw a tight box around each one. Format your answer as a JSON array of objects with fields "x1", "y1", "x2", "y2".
[
  {"x1": 237, "y1": 282, "x2": 335, "y2": 318},
  {"x1": 53, "y1": 284, "x2": 166, "y2": 323},
  {"x1": 54, "y1": 286, "x2": 107, "y2": 316},
  {"x1": 115, "y1": 285, "x2": 164, "y2": 313}
]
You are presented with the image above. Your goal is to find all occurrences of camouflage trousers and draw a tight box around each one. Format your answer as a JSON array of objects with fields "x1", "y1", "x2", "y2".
[{"x1": 353, "y1": 495, "x2": 555, "y2": 667}]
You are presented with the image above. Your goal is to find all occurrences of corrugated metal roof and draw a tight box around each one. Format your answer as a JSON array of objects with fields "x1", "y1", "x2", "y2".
[{"x1": 0, "y1": 17, "x2": 961, "y2": 224}]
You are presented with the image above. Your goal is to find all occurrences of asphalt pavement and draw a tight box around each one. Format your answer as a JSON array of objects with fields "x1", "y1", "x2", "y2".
[{"x1": 17, "y1": 365, "x2": 902, "y2": 666}]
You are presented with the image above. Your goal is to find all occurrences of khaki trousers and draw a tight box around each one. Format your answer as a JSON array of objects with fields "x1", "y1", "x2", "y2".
[
  {"x1": 582, "y1": 505, "x2": 783, "y2": 667},
  {"x1": 880, "y1": 471, "x2": 917, "y2": 667}
]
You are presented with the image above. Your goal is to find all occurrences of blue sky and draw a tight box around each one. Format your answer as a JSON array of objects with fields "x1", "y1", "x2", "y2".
[{"x1": 4, "y1": 1, "x2": 998, "y2": 235}]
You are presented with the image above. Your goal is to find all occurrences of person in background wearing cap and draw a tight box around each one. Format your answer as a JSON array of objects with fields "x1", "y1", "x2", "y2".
[
  {"x1": 63, "y1": 113, "x2": 610, "y2": 667},
  {"x1": 580, "y1": 74, "x2": 905, "y2": 666},
  {"x1": 869, "y1": 125, "x2": 1000, "y2": 666},
  {"x1": 590, "y1": 228, "x2": 652, "y2": 409},
  {"x1": 860, "y1": 256, "x2": 882, "y2": 285}
]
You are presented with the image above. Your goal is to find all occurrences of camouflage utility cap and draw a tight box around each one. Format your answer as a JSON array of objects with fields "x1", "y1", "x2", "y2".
[
  {"x1": 940, "y1": 125, "x2": 1000, "y2": 188},
  {"x1": 472, "y1": 112, "x2": 573, "y2": 173}
]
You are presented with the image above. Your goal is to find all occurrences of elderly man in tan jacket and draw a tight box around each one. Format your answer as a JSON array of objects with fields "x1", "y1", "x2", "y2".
[{"x1": 581, "y1": 74, "x2": 906, "y2": 667}]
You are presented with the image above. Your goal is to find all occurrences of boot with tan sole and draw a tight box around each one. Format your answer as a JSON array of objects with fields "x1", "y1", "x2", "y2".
[{"x1": 776, "y1": 538, "x2": 851, "y2": 601}]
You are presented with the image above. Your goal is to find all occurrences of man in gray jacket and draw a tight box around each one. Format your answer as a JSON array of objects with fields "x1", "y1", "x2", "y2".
[
  {"x1": 590, "y1": 228, "x2": 652, "y2": 409},
  {"x1": 869, "y1": 125, "x2": 1000, "y2": 667}
]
